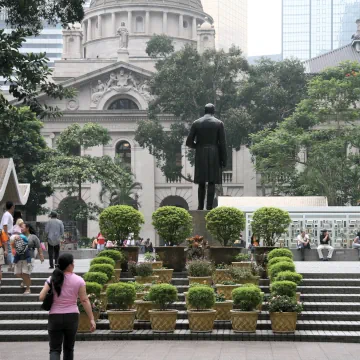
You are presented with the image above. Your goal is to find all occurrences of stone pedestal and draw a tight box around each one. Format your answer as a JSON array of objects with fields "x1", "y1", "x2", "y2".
[
  {"x1": 189, "y1": 210, "x2": 218, "y2": 245},
  {"x1": 117, "y1": 49, "x2": 129, "y2": 62}
]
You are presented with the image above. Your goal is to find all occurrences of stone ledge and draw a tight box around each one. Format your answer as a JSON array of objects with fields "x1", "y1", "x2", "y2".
[
  {"x1": 291, "y1": 248, "x2": 359, "y2": 261},
  {"x1": 42, "y1": 249, "x2": 97, "y2": 259}
]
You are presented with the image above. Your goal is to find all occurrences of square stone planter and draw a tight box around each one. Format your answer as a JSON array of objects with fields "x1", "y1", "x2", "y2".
[
  {"x1": 134, "y1": 275, "x2": 159, "y2": 285},
  {"x1": 187, "y1": 309, "x2": 217, "y2": 332},
  {"x1": 215, "y1": 284, "x2": 241, "y2": 300},
  {"x1": 155, "y1": 246, "x2": 186, "y2": 272},
  {"x1": 213, "y1": 301, "x2": 233, "y2": 321},
  {"x1": 188, "y1": 276, "x2": 212, "y2": 286},
  {"x1": 231, "y1": 310, "x2": 259, "y2": 333},
  {"x1": 213, "y1": 269, "x2": 231, "y2": 284},
  {"x1": 107, "y1": 309, "x2": 136, "y2": 332},
  {"x1": 270, "y1": 312, "x2": 297, "y2": 333},
  {"x1": 149, "y1": 309, "x2": 178, "y2": 332},
  {"x1": 153, "y1": 268, "x2": 174, "y2": 283},
  {"x1": 134, "y1": 300, "x2": 154, "y2": 321}
]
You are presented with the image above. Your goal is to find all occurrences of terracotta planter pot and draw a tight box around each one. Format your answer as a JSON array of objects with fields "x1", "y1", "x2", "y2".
[
  {"x1": 134, "y1": 300, "x2": 154, "y2": 321},
  {"x1": 188, "y1": 276, "x2": 212, "y2": 286},
  {"x1": 270, "y1": 312, "x2": 297, "y2": 333},
  {"x1": 213, "y1": 269, "x2": 231, "y2": 284},
  {"x1": 114, "y1": 268, "x2": 121, "y2": 282},
  {"x1": 153, "y1": 269, "x2": 174, "y2": 283},
  {"x1": 215, "y1": 284, "x2": 241, "y2": 300},
  {"x1": 155, "y1": 246, "x2": 186, "y2": 272},
  {"x1": 187, "y1": 309, "x2": 217, "y2": 332},
  {"x1": 149, "y1": 310, "x2": 178, "y2": 332},
  {"x1": 296, "y1": 292, "x2": 301, "y2": 302},
  {"x1": 77, "y1": 312, "x2": 99, "y2": 333},
  {"x1": 237, "y1": 276, "x2": 260, "y2": 286},
  {"x1": 151, "y1": 261, "x2": 163, "y2": 270},
  {"x1": 100, "y1": 292, "x2": 108, "y2": 311},
  {"x1": 107, "y1": 309, "x2": 136, "y2": 332},
  {"x1": 231, "y1": 262, "x2": 252, "y2": 269},
  {"x1": 134, "y1": 275, "x2": 159, "y2": 285},
  {"x1": 209, "y1": 247, "x2": 242, "y2": 265},
  {"x1": 231, "y1": 310, "x2": 258, "y2": 333},
  {"x1": 213, "y1": 301, "x2": 233, "y2": 321}
]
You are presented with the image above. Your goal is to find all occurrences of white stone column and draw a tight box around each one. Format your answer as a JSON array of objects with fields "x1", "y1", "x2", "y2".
[
  {"x1": 128, "y1": 11, "x2": 132, "y2": 33},
  {"x1": 179, "y1": 14, "x2": 183, "y2": 37},
  {"x1": 145, "y1": 11, "x2": 150, "y2": 34},
  {"x1": 97, "y1": 15, "x2": 102, "y2": 38},
  {"x1": 83, "y1": 21, "x2": 87, "y2": 43},
  {"x1": 111, "y1": 12, "x2": 116, "y2": 36},
  {"x1": 192, "y1": 17, "x2": 197, "y2": 39},
  {"x1": 87, "y1": 17, "x2": 92, "y2": 41},
  {"x1": 163, "y1": 12, "x2": 167, "y2": 34}
]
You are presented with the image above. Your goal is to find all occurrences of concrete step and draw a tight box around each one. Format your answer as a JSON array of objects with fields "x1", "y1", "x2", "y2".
[
  {"x1": 300, "y1": 273, "x2": 360, "y2": 279},
  {"x1": 301, "y1": 279, "x2": 360, "y2": 286},
  {"x1": 1, "y1": 278, "x2": 47, "y2": 286},
  {"x1": 301, "y1": 294, "x2": 360, "y2": 302},
  {"x1": 0, "y1": 302, "x2": 43, "y2": 311},
  {"x1": 0, "y1": 294, "x2": 40, "y2": 302}
]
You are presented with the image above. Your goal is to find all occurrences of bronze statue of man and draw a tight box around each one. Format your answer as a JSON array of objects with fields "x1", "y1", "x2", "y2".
[{"x1": 186, "y1": 103, "x2": 227, "y2": 210}]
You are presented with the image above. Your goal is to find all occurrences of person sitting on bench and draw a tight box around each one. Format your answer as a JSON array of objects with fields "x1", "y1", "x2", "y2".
[
  {"x1": 297, "y1": 230, "x2": 311, "y2": 261},
  {"x1": 317, "y1": 230, "x2": 334, "y2": 261},
  {"x1": 352, "y1": 232, "x2": 360, "y2": 249}
]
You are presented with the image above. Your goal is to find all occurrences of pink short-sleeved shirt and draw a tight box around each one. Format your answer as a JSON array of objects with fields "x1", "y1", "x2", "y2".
[{"x1": 47, "y1": 273, "x2": 85, "y2": 314}]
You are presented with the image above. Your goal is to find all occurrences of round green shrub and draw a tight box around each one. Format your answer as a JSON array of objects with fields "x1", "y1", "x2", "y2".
[
  {"x1": 99, "y1": 205, "x2": 145, "y2": 242},
  {"x1": 135, "y1": 262, "x2": 153, "y2": 277},
  {"x1": 83, "y1": 272, "x2": 108, "y2": 285},
  {"x1": 98, "y1": 249, "x2": 124, "y2": 263},
  {"x1": 187, "y1": 286, "x2": 215, "y2": 310},
  {"x1": 106, "y1": 282, "x2": 136, "y2": 310},
  {"x1": 149, "y1": 284, "x2": 178, "y2": 310},
  {"x1": 267, "y1": 256, "x2": 293, "y2": 269},
  {"x1": 85, "y1": 282, "x2": 103, "y2": 298},
  {"x1": 127, "y1": 282, "x2": 146, "y2": 293},
  {"x1": 186, "y1": 260, "x2": 214, "y2": 277},
  {"x1": 275, "y1": 271, "x2": 303, "y2": 286},
  {"x1": 267, "y1": 248, "x2": 293, "y2": 261},
  {"x1": 89, "y1": 264, "x2": 114, "y2": 281},
  {"x1": 269, "y1": 261, "x2": 296, "y2": 281},
  {"x1": 152, "y1": 206, "x2": 192, "y2": 245},
  {"x1": 270, "y1": 280, "x2": 297, "y2": 298},
  {"x1": 251, "y1": 207, "x2": 292, "y2": 247},
  {"x1": 234, "y1": 253, "x2": 251, "y2": 262},
  {"x1": 228, "y1": 267, "x2": 256, "y2": 283},
  {"x1": 90, "y1": 256, "x2": 116, "y2": 267},
  {"x1": 268, "y1": 295, "x2": 303, "y2": 313},
  {"x1": 232, "y1": 285, "x2": 263, "y2": 311},
  {"x1": 189, "y1": 283, "x2": 212, "y2": 289},
  {"x1": 205, "y1": 207, "x2": 246, "y2": 247}
]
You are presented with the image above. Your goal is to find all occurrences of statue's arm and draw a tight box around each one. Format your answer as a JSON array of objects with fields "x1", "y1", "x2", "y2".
[
  {"x1": 186, "y1": 123, "x2": 197, "y2": 149},
  {"x1": 219, "y1": 122, "x2": 227, "y2": 168}
]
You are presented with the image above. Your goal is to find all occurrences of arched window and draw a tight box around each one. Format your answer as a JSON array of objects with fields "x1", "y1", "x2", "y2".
[
  {"x1": 116, "y1": 141, "x2": 131, "y2": 165},
  {"x1": 136, "y1": 16, "x2": 144, "y2": 33},
  {"x1": 108, "y1": 98, "x2": 139, "y2": 110}
]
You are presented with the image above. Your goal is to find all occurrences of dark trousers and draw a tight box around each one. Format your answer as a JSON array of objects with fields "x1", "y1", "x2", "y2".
[
  {"x1": 48, "y1": 244, "x2": 60, "y2": 268},
  {"x1": 299, "y1": 243, "x2": 311, "y2": 261},
  {"x1": 198, "y1": 183, "x2": 215, "y2": 210},
  {"x1": 48, "y1": 313, "x2": 79, "y2": 360}
]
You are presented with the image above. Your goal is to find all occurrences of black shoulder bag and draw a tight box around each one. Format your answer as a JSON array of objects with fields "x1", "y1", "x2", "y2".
[{"x1": 41, "y1": 280, "x2": 54, "y2": 311}]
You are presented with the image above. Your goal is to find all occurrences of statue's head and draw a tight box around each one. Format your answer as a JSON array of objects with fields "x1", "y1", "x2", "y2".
[
  {"x1": 121, "y1": 22, "x2": 125, "y2": 27},
  {"x1": 204, "y1": 103, "x2": 215, "y2": 115}
]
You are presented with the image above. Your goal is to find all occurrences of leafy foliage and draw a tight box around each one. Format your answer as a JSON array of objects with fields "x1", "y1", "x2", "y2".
[
  {"x1": 251, "y1": 207, "x2": 292, "y2": 246},
  {"x1": 146, "y1": 34, "x2": 175, "y2": 58},
  {"x1": 144, "y1": 252, "x2": 160, "y2": 262},
  {"x1": 268, "y1": 295, "x2": 303, "y2": 313},
  {"x1": 98, "y1": 250, "x2": 124, "y2": 263},
  {"x1": 99, "y1": 205, "x2": 145, "y2": 242},
  {"x1": 83, "y1": 272, "x2": 108, "y2": 286},
  {"x1": 85, "y1": 282, "x2": 102, "y2": 298},
  {"x1": 215, "y1": 292, "x2": 226, "y2": 302},
  {"x1": 270, "y1": 280, "x2": 297, "y2": 298},
  {"x1": 267, "y1": 256, "x2": 294, "y2": 269},
  {"x1": 152, "y1": 206, "x2": 192, "y2": 245},
  {"x1": 234, "y1": 253, "x2": 251, "y2": 262},
  {"x1": 269, "y1": 262, "x2": 296, "y2": 281},
  {"x1": 90, "y1": 257, "x2": 116, "y2": 267},
  {"x1": 228, "y1": 267, "x2": 256, "y2": 283},
  {"x1": 187, "y1": 286, "x2": 216, "y2": 310},
  {"x1": 205, "y1": 207, "x2": 246, "y2": 247},
  {"x1": 232, "y1": 285, "x2": 263, "y2": 311},
  {"x1": 106, "y1": 283, "x2": 136, "y2": 310},
  {"x1": 148, "y1": 284, "x2": 178, "y2": 310},
  {"x1": 88, "y1": 264, "x2": 114, "y2": 282},
  {"x1": 127, "y1": 282, "x2": 146, "y2": 293},
  {"x1": 267, "y1": 248, "x2": 293, "y2": 261},
  {"x1": 135, "y1": 263, "x2": 153, "y2": 277},
  {"x1": 275, "y1": 271, "x2": 303, "y2": 286},
  {"x1": 186, "y1": 260, "x2": 214, "y2": 277}
]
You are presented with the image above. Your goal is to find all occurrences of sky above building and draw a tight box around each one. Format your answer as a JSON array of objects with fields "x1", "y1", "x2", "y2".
[{"x1": 248, "y1": 0, "x2": 282, "y2": 56}]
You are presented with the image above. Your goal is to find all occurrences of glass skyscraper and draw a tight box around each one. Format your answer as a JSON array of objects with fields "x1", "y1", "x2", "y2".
[
  {"x1": 282, "y1": 0, "x2": 360, "y2": 61},
  {"x1": 202, "y1": 0, "x2": 248, "y2": 54}
]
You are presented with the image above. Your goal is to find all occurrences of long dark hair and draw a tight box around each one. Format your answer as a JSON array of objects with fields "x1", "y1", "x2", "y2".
[
  {"x1": 13, "y1": 210, "x2": 22, "y2": 225},
  {"x1": 52, "y1": 253, "x2": 74, "y2": 296},
  {"x1": 24, "y1": 223, "x2": 37, "y2": 236}
]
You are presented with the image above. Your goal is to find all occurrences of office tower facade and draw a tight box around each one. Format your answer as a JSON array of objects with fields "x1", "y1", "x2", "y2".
[
  {"x1": 202, "y1": 0, "x2": 248, "y2": 53},
  {"x1": 282, "y1": 0, "x2": 360, "y2": 61}
]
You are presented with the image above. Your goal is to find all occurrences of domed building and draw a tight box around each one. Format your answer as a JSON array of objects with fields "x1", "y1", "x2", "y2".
[{"x1": 37, "y1": 0, "x2": 258, "y2": 242}]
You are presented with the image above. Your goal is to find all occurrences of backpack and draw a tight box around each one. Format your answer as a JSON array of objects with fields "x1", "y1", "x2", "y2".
[{"x1": 14, "y1": 236, "x2": 28, "y2": 255}]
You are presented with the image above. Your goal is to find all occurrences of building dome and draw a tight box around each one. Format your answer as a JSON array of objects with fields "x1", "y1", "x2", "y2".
[{"x1": 89, "y1": 0, "x2": 203, "y2": 11}]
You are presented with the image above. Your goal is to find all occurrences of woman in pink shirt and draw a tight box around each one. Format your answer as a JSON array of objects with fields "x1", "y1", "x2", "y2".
[{"x1": 39, "y1": 253, "x2": 96, "y2": 360}]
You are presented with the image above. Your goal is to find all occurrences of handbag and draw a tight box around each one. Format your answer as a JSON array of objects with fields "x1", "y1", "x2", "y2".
[{"x1": 41, "y1": 280, "x2": 54, "y2": 311}]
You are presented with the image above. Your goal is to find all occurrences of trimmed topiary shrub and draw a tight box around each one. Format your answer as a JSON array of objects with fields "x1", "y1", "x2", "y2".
[
  {"x1": 90, "y1": 257, "x2": 116, "y2": 267},
  {"x1": 86, "y1": 282, "x2": 103, "y2": 298},
  {"x1": 270, "y1": 280, "x2": 297, "y2": 298},
  {"x1": 135, "y1": 262, "x2": 153, "y2": 277},
  {"x1": 127, "y1": 282, "x2": 146, "y2": 293},
  {"x1": 107, "y1": 282, "x2": 136, "y2": 310},
  {"x1": 186, "y1": 260, "x2": 214, "y2": 277},
  {"x1": 152, "y1": 206, "x2": 192, "y2": 245},
  {"x1": 149, "y1": 284, "x2": 178, "y2": 310},
  {"x1": 205, "y1": 207, "x2": 246, "y2": 247},
  {"x1": 99, "y1": 205, "x2": 145, "y2": 242},
  {"x1": 232, "y1": 285, "x2": 263, "y2": 311},
  {"x1": 187, "y1": 286, "x2": 216, "y2": 310},
  {"x1": 234, "y1": 253, "x2": 251, "y2": 262},
  {"x1": 83, "y1": 272, "x2": 108, "y2": 286},
  {"x1": 98, "y1": 249, "x2": 124, "y2": 263},
  {"x1": 275, "y1": 271, "x2": 303, "y2": 286},
  {"x1": 89, "y1": 264, "x2": 114, "y2": 281},
  {"x1": 228, "y1": 267, "x2": 257, "y2": 283},
  {"x1": 267, "y1": 256, "x2": 293, "y2": 269},
  {"x1": 269, "y1": 261, "x2": 296, "y2": 281},
  {"x1": 251, "y1": 207, "x2": 292, "y2": 247},
  {"x1": 267, "y1": 248, "x2": 293, "y2": 261}
]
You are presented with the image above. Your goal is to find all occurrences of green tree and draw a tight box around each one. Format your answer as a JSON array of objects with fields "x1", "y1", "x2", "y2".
[
  {"x1": 146, "y1": 34, "x2": 175, "y2": 58},
  {"x1": 36, "y1": 123, "x2": 132, "y2": 220},
  {"x1": 251, "y1": 61, "x2": 360, "y2": 204}
]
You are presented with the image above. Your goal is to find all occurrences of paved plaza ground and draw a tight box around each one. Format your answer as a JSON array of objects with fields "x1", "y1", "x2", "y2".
[{"x1": 1, "y1": 340, "x2": 360, "y2": 360}]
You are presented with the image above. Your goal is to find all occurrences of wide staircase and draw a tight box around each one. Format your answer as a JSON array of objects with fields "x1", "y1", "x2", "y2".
[{"x1": 1, "y1": 271, "x2": 360, "y2": 342}]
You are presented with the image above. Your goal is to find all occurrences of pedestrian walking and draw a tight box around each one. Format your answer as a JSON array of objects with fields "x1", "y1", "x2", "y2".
[
  {"x1": 0, "y1": 201, "x2": 15, "y2": 272},
  {"x1": 45, "y1": 211, "x2": 64, "y2": 269}
]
